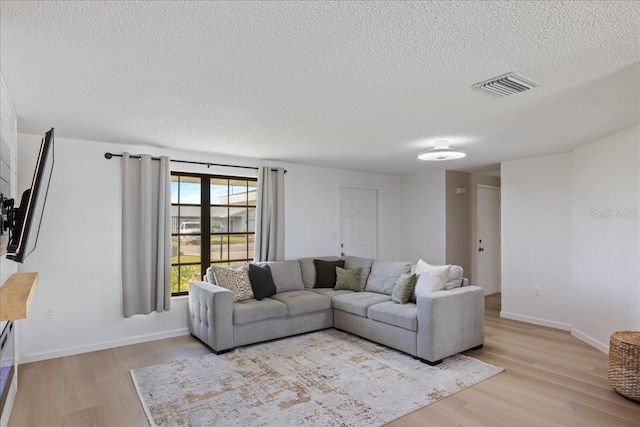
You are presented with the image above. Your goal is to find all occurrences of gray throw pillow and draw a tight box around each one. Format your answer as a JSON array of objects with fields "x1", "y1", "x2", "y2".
[
  {"x1": 335, "y1": 267, "x2": 361, "y2": 292},
  {"x1": 365, "y1": 260, "x2": 412, "y2": 295},
  {"x1": 341, "y1": 255, "x2": 374, "y2": 291}
]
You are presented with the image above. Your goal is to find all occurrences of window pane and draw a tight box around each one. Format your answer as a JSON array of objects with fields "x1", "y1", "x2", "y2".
[
  {"x1": 248, "y1": 238, "x2": 254, "y2": 260},
  {"x1": 247, "y1": 207, "x2": 256, "y2": 232},
  {"x1": 171, "y1": 266, "x2": 181, "y2": 294},
  {"x1": 170, "y1": 205, "x2": 180, "y2": 233},
  {"x1": 247, "y1": 180, "x2": 257, "y2": 206},
  {"x1": 229, "y1": 207, "x2": 248, "y2": 232},
  {"x1": 171, "y1": 175, "x2": 180, "y2": 204},
  {"x1": 211, "y1": 177, "x2": 228, "y2": 204},
  {"x1": 179, "y1": 176, "x2": 201, "y2": 204},
  {"x1": 229, "y1": 179, "x2": 248, "y2": 206},
  {"x1": 178, "y1": 237, "x2": 201, "y2": 263},
  {"x1": 171, "y1": 236, "x2": 180, "y2": 263},
  {"x1": 211, "y1": 235, "x2": 230, "y2": 261},
  {"x1": 211, "y1": 206, "x2": 228, "y2": 233},
  {"x1": 178, "y1": 205, "x2": 201, "y2": 234},
  {"x1": 172, "y1": 261, "x2": 201, "y2": 293},
  {"x1": 229, "y1": 234, "x2": 249, "y2": 261}
]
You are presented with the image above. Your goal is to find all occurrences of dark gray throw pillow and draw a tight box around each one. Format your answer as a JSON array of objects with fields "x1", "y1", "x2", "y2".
[
  {"x1": 314, "y1": 259, "x2": 345, "y2": 288},
  {"x1": 248, "y1": 263, "x2": 277, "y2": 300}
]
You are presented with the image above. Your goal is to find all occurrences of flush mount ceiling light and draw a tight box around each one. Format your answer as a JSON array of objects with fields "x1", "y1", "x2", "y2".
[{"x1": 418, "y1": 140, "x2": 466, "y2": 161}]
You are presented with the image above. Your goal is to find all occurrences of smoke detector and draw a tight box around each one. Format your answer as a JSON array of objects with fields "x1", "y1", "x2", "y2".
[{"x1": 474, "y1": 72, "x2": 538, "y2": 96}]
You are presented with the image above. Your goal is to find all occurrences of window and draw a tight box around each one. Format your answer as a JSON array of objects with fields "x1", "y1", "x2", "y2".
[{"x1": 170, "y1": 173, "x2": 257, "y2": 295}]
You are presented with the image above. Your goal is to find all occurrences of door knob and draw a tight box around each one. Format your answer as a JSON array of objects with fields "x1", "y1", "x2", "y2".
[
  {"x1": 341, "y1": 252, "x2": 345, "y2": 256},
  {"x1": 479, "y1": 247, "x2": 484, "y2": 252}
]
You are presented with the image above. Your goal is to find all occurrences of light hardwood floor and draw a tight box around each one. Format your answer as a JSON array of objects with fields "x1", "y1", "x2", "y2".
[{"x1": 8, "y1": 295, "x2": 640, "y2": 426}]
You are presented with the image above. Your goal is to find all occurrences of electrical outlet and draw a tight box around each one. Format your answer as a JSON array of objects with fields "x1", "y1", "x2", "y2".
[
  {"x1": 45, "y1": 307, "x2": 54, "y2": 320},
  {"x1": 534, "y1": 287, "x2": 541, "y2": 297}
]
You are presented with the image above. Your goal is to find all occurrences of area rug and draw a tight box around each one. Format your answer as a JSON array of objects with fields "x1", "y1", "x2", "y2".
[{"x1": 131, "y1": 329, "x2": 503, "y2": 427}]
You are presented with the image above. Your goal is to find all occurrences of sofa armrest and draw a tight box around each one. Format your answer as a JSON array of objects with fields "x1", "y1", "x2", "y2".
[
  {"x1": 416, "y1": 285, "x2": 484, "y2": 363},
  {"x1": 188, "y1": 281, "x2": 234, "y2": 352}
]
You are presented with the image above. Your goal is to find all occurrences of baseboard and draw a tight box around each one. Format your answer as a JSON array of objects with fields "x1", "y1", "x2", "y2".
[
  {"x1": 571, "y1": 328, "x2": 609, "y2": 354},
  {"x1": 20, "y1": 328, "x2": 190, "y2": 364},
  {"x1": 500, "y1": 311, "x2": 572, "y2": 331}
]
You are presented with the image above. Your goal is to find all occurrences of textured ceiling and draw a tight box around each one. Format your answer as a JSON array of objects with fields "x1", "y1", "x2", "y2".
[{"x1": 1, "y1": 1, "x2": 639, "y2": 175}]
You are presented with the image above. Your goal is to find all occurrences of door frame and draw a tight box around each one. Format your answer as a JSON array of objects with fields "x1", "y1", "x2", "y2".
[
  {"x1": 476, "y1": 184, "x2": 501, "y2": 293},
  {"x1": 338, "y1": 184, "x2": 381, "y2": 259}
]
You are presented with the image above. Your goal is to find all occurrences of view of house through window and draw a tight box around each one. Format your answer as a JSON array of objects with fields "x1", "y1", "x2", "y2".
[{"x1": 170, "y1": 173, "x2": 257, "y2": 295}]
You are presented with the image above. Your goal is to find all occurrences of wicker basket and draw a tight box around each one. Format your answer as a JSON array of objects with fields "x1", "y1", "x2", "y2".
[{"x1": 608, "y1": 331, "x2": 640, "y2": 401}]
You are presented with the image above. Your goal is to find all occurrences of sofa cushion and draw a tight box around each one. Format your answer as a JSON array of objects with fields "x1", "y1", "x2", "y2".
[
  {"x1": 365, "y1": 261, "x2": 412, "y2": 295},
  {"x1": 270, "y1": 290, "x2": 332, "y2": 317},
  {"x1": 298, "y1": 256, "x2": 340, "y2": 288},
  {"x1": 261, "y1": 260, "x2": 305, "y2": 293},
  {"x1": 332, "y1": 292, "x2": 392, "y2": 318},
  {"x1": 233, "y1": 298, "x2": 287, "y2": 325},
  {"x1": 341, "y1": 255, "x2": 374, "y2": 291},
  {"x1": 309, "y1": 288, "x2": 354, "y2": 298},
  {"x1": 314, "y1": 259, "x2": 345, "y2": 288},
  {"x1": 392, "y1": 273, "x2": 417, "y2": 304},
  {"x1": 367, "y1": 301, "x2": 418, "y2": 332},
  {"x1": 248, "y1": 263, "x2": 277, "y2": 301},
  {"x1": 335, "y1": 267, "x2": 361, "y2": 292},
  {"x1": 211, "y1": 265, "x2": 254, "y2": 302}
]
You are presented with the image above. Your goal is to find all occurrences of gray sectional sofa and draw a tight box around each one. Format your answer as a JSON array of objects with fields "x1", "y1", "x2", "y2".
[{"x1": 188, "y1": 256, "x2": 484, "y2": 365}]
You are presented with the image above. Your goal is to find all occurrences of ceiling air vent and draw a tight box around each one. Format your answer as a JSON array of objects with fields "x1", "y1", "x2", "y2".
[{"x1": 473, "y1": 72, "x2": 538, "y2": 96}]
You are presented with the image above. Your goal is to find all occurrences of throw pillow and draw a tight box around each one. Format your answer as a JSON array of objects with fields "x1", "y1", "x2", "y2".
[
  {"x1": 335, "y1": 267, "x2": 361, "y2": 292},
  {"x1": 341, "y1": 255, "x2": 374, "y2": 291},
  {"x1": 205, "y1": 266, "x2": 216, "y2": 284},
  {"x1": 212, "y1": 265, "x2": 254, "y2": 302},
  {"x1": 445, "y1": 265, "x2": 464, "y2": 289},
  {"x1": 364, "y1": 260, "x2": 412, "y2": 295},
  {"x1": 314, "y1": 259, "x2": 345, "y2": 288},
  {"x1": 248, "y1": 263, "x2": 276, "y2": 301},
  {"x1": 413, "y1": 262, "x2": 451, "y2": 298},
  {"x1": 392, "y1": 273, "x2": 417, "y2": 304},
  {"x1": 415, "y1": 259, "x2": 464, "y2": 290}
]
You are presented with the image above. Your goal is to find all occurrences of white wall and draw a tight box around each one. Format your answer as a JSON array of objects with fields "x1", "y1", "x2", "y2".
[
  {"x1": 501, "y1": 124, "x2": 640, "y2": 352},
  {"x1": 283, "y1": 164, "x2": 402, "y2": 260},
  {"x1": 501, "y1": 153, "x2": 573, "y2": 330},
  {"x1": 0, "y1": 74, "x2": 19, "y2": 427},
  {"x1": 17, "y1": 134, "x2": 403, "y2": 362},
  {"x1": 445, "y1": 170, "x2": 471, "y2": 274},
  {"x1": 571, "y1": 125, "x2": 639, "y2": 351},
  {"x1": 399, "y1": 171, "x2": 446, "y2": 263}
]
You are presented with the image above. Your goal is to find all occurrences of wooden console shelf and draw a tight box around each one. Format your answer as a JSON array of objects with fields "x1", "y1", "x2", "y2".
[{"x1": 0, "y1": 272, "x2": 39, "y2": 321}]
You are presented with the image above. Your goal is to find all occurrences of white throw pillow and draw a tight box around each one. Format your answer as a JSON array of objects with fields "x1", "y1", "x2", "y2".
[{"x1": 413, "y1": 260, "x2": 451, "y2": 297}]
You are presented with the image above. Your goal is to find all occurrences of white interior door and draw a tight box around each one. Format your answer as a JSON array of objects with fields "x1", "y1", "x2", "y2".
[
  {"x1": 339, "y1": 187, "x2": 377, "y2": 259},
  {"x1": 477, "y1": 185, "x2": 501, "y2": 295}
]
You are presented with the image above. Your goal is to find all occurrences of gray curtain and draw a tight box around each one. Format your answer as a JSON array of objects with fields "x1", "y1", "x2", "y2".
[
  {"x1": 121, "y1": 153, "x2": 171, "y2": 317},
  {"x1": 254, "y1": 166, "x2": 285, "y2": 261}
]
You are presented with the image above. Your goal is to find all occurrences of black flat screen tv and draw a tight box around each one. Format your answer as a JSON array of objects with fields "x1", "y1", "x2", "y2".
[{"x1": 5, "y1": 128, "x2": 54, "y2": 263}]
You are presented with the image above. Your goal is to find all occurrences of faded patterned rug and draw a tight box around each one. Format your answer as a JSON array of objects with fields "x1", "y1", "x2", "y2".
[{"x1": 131, "y1": 329, "x2": 503, "y2": 427}]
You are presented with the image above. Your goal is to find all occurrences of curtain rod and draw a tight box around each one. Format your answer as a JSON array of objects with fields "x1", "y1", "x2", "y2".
[{"x1": 104, "y1": 152, "x2": 286, "y2": 173}]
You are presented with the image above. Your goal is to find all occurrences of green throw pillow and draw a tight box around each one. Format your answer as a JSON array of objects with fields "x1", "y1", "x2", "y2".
[
  {"x1": 392, "y1": 273, "x2": 417, "y2": 304},
  {"x1": 335, "y1": 267, "x2": 361, "y2": 292}
]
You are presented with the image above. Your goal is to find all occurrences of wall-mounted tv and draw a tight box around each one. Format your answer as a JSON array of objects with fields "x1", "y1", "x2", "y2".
[{"x1": 1, "y1": 128, "x2": 54, "y2": 263}]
